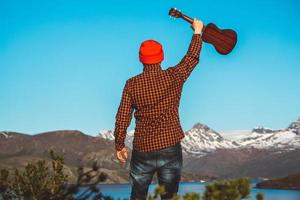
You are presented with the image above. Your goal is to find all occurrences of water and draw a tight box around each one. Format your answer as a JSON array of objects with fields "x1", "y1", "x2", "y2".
[{"x1": 80, "y1": 181, "x2": 300, "y2": 200}]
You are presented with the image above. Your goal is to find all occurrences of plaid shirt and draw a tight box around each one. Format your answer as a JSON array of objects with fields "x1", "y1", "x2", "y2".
[{"x1": 114, "y1": 34, "x2": 202, "y2": 152}]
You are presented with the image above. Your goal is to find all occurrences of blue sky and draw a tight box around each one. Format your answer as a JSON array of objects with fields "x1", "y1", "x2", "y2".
[{"x1": 1, "y1": 0, "x2": 300, "y2": 135}]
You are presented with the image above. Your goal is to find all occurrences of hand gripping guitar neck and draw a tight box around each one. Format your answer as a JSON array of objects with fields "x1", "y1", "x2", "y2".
[{"x1": 169, "y1": 8, "x2": 237, "y2": 55}]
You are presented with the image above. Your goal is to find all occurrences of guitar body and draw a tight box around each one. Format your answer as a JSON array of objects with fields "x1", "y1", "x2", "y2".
[{"x1": 202, "y1": 23, "x2": 237, "y2": 55}]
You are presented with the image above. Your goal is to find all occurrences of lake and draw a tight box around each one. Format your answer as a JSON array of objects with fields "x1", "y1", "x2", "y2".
[{"x1": 81, "y1": 181, "x2": 300, "y2": 200}]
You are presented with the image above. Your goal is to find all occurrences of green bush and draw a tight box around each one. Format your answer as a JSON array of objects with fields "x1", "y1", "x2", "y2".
[
  {"x1": 256, "y1": 192, "x2": 264, "y2": 200},
  {"x1": 203, "y1": 177, "x2": 251, "y2": 200},
  {"x1": 0, "y1": 150, "x2": 109, "y2": 200},
  {"x1": 147, "y1": 177, "x2": 255, "y2": 200},
  {"x1": 183, "y1": 192, "x2": 201, "y2": 200},
  {"x1": 1, "y1": 152, "x2": 263, "y2": 200}
]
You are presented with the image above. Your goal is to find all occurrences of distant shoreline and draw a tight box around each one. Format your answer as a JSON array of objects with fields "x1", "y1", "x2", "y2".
[{"x1": 255, "y1": 172, "x2": 300, "y2": 191}]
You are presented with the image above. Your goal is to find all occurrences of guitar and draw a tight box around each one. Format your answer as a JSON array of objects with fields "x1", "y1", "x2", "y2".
[{"x1": 169, "y1": 8, "x2": 237, "y2": 55}]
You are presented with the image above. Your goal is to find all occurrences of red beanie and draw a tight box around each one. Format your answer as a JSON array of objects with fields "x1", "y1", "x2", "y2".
[{"x1": 139, "y1": 40, "x2": 164, "y2": 64}]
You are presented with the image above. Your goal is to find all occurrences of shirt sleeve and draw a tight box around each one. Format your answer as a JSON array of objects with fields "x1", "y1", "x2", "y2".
[
  {"x1": 167, "y1": 34, "x2": 202, "y2": 83},
  {"x1": 113, "y1": 80, "x2": 134, "y2": 151}
]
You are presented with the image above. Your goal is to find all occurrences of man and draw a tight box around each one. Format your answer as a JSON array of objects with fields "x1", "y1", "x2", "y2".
[{"x1": 114, "y1": 18, "x2": 203, "y2": 200}]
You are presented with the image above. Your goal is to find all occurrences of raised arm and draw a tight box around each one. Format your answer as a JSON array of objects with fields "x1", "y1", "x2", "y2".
[{"x1": 167, "y1": 19, "x2": 203, "y2": 83}]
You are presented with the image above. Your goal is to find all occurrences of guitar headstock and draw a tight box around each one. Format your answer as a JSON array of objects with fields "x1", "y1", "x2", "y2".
[{"x1": 168, "y1": 8, "x2": 183, "y2": 19}]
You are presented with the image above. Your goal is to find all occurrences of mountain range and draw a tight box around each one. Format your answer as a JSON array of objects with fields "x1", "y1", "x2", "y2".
[
  {"x1": 99, "y1": 117, "x2": 300, "y2": 157},
  {"x1": 1, "y1": 117, "x2": 300, "y2": 183}
]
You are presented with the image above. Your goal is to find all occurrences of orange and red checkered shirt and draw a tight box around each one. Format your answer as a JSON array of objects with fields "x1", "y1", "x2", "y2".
[{"x1": 114, "y1": 34, "x2": 202, "y2": 152}]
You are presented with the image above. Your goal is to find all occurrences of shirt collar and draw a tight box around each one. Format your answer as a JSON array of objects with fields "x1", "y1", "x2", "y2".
[{"x1": 143, "y1": 63, "x2": 162, "y2": 73}]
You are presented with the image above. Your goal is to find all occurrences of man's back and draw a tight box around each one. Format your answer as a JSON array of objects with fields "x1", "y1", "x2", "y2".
[
  {"x1": 114, "y1": 34, "x2": 202, "y2": 152},
  {"x1": 114, "y1": 19, "x2": 204, "y2": 200}
]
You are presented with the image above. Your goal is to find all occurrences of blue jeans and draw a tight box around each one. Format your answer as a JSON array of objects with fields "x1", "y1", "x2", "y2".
[{"x1": 129, "y1": 142, "x2": 183, "y2": 200}]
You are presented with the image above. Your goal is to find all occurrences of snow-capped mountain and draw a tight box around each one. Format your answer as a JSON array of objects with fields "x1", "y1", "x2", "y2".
[
  {"x1": 98, "y1": 123, "x2": 240, "y2": 156},
  {"x1": 234, "y1": 129, "x2": 299, "y2": 150},
  {"x1": 98, "y1": 129, "x2": 134, "y2": 149},
  {"x1": 98, "y1": 130, "x2": 115, "y2": 140},
  {"x1": 231, "y1": 118, "x2": 300, "y2": 150},
  {"x1": 287, "y1": 117, "x2": 300, "y2": 135},
  {"x1": 181, "y1": 123, "x2": 239, "y2": 157},
  {"x1": 98, "y1": 117, "x2": 300, "y2": 156},
  {"x1": 0, "y1": 131, "x2": 11, "y2": 139}
]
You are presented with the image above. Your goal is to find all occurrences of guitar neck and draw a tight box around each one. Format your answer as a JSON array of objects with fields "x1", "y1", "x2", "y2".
[
  {"x1": 180, "y1": 14, "x2": 206, "y2": 30},
  {"x1": 181, "y1": 14, "x2": 193, "y2": 24}
]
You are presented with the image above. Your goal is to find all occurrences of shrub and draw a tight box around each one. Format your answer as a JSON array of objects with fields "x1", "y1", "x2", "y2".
[
  {"x1": 256, "y1": 192, "x2": 264, "y2": 200},
  {"x1": 0, "y1": 150, "x2": 109, "y2": 200},
  {"x1": 147, "y1": 177, "x2": 255, "y2": 200},
  {"x1": 203, "y1": 177, "x2": 251, "y2": 200}
]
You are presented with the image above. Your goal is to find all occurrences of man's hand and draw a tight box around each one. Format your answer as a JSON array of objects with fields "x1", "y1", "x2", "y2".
[
  {"x1": 116, "y1": 147, "x2": 128, "y2": 165},
  {"x1": 192, "y1": 18, "x2": 204, "y2": 34}
]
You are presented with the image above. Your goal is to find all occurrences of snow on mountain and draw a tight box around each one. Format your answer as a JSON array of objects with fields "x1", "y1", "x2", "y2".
[
  {"x1": 181, "y1": 123, "x2": 239, "y2": 157},
  {"x1": 98, "y1": 130, "x2": 115, "y2": 140},
  {"x1": 98, "y1": 129, "x2": 134, "y2": 149},
  {"x1": 125, "y1": 130, "x2": 134, "y2": 149},
  {"x1": 97, "y1": 117, "x2": 300, "y2": 156},
  {"x1": 98, "y1": 123, "x2": 239, "y2": 156},
  {"x1": 287, "y1": 117, "x2": 300, "y2": 135},
  {"x1": 234, "y1": 118, "x2": 300, "y2": 150},
  {"x1": 221, "y1": 130, "x2": 252, "y2": 140},
  {"x1": 236, "y1": 129, "x2": 299, "y2": 150},
  {"x1": 0, "y1": 131, "x2": 10, "y2": 139}
]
